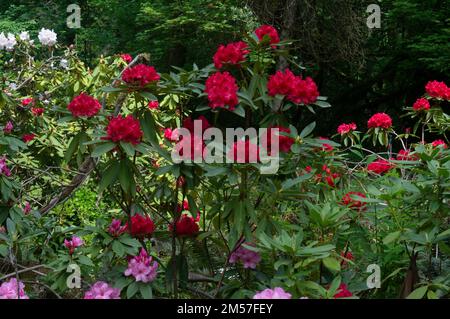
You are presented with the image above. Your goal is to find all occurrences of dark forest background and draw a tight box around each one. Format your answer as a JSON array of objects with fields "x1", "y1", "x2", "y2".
[{"x1": 1, "y1": 0, "x2": 449, "y2": 135}]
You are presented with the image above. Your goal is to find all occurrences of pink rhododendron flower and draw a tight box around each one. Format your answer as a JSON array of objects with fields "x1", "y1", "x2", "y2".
[
  {"x1": 0, "y1": 278, "x2": 29, "y2": 299},
  {"x1": 21, "y1": 98, "x2": 34, "y2": 106},
  {"x1": 337, "y1": 123, "x2": 357, "y2": 135},
  {"x1": 213, "y1": 41, "x2": 249, "y2": 69},
  {"x1": 3, "y1": 121, "x2": 13, "y2": 134},
  {"x1": 23, "y1": 202, "x2": 31, "y2": 215},
  {"x1": 367, "y1": 158, "x2": 394, "y2": 175},
  {"x1": 0, "y1": 157, "x2": 11, "y2": 177},
  {"x1": 432, "y1": 139, "x2": 448, "y2": 149},
  {"x1": 124, "y1": 248, "x2": 158, "y2": 283},
  {"x1": 229, "y1": 243, "x2": 261, "y2": 269},
  {"x1": 22, "y1": 133, "x2": 36, "y2": 143},
  {"x1": 108, "y1": 219, "x2": 127, "y2": 237},
  {"x1": 367, "y1": 113, "x2": 393, "y2": 129},
  {"x1": 0, "y1": 226, "x2": 5, "y2": 233},
  {"x1": 121, "y1": 64, "x2": 160, "y2": 87},
  {"x1": 84, "y1": 281, "x2": 121, "y2": 299},
  {"x1": 64, "y1": 236, "x2": 84, "y2": 255},
  {"x1": 148, "y1": 100, "x2": 159, "y2": 110},
  {"x1": 67, "y1": 93, "x2": 101, "y2": 117},
  {"x1": 253, "y1": 287, "x2": 291, "y2": 299},
  {"x1": 412, "y1": 98, "x2": 430, "y2": 112},
  {"x1": 255, "y1": 25, "x2": 280, "y2": 46},
  {"x1": 425, "y1": 80, "x2": 450, "y2": 100},
  {"x1": 204, "y1": 72, "x2": 239, "y2": 111}
]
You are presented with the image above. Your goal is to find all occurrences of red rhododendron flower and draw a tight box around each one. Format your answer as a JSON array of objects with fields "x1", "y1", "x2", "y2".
[
  {"x1": 175, "y1": 135, "x2": 206, "y2": 161},
  {"x1": 340, "y1": 251, "x2": 354, "y2": 267},
  {"x1": 425, "y1": 80, "x2": 450, "y2": 100},
  {"x1": 337, "y1": 123, "x2": 357, "y2": 135},
  {"x1": 21, "y1": 98, "x2": 34, "y2": 106},
  {"x1": 255, "y1": 25, "x2": 280, "y2": 46},
  {"x1": 396, "y1": 150, "x2": 419, "y2": 161},
  {"x1": 334, "y1": 283, "x2": 353, "y2": 298},
  {"x1": 177, "y1": 200, "x2": 190, "y2": 213},
  {"x1": 368, "y1": 158, "x2": 394, "y2": 174},
  {"x1": 148, "y1": 100, "x2": 159, "y2": 110},
  {"x1": 31, "y1": 107, "x2": 44, "y2": 116},
  {"x1": 22, "y1": 133, "x2": 36, "y2": 143},
  {"x1": 3, "y1": 121, "x2": 13, "y2": 134},
  {"x1": 314, "y1": 165, "x2": 340, "y2": 187},
  {"x1": 122, "y1": 64, "x2": 160, "y2": 87},
  {"x1": 412, "y1": 98, "x2": 430, "y2": 112},
  {"x1": 227, "y1": 140, "x2": 260, "y2": 163},
  {"x1": 182, "y1": 116, "x2": 211, "y2": 134},
  {"x1": 213, "y1": 41, "x2": 249, "y2": 69},
  {"x1": 164, "y1": 128, "x2": 179, "y2": 142},
  {"x1": 120, "y1": 54, "x2": 132, "y2": 64},
  {"x1": 169, "y1": 214, "x2": 200, "y2": 237},
  {"x1": 67, "y1": 93, "x2": 101, "y2": 117},
  {"x1": 261, "y1": 126, "x2": 294, "y2": 155},
  {"x1": 105, "y1": 115, "x2": 143, "y2": 145},
  {"x1": 318, "y1": 137, "x2": 334, "y2": 152},
  {"x1": 204, "y1": 72, "x2": 239, "y2": 110},
  {"x1": 367, "y1": 113, "x2": 393, "y2": 129},
  {"x1": 342, "y1": 192, "x2": 367, "y2": 210},
  {"x1": 432, "y1": 139, "x2": 448, "y2": 149},
  {"x1": 127, "y1": 214, "x2": 155, "y2": 238},
  {"x1": 267, "y1": 69, "x2": 297, "y2": 97}
]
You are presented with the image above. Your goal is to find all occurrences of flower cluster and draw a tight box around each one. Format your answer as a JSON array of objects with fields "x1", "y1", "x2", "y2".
[
  {"x1": 64, "y1": 236, "x2": 83, "y2": 255},
  {"x1": 396, "y1": 150, "x2": 419, "y2": 161},
  {"x1": 120, "y1": 54, "x2": 132, "y2": 64},
  {"x1": 267, "y1": 69, "x2": 319, "y2": 105},
  {"x1": 432, "y1": 139, "x2": 448, "y2": 149},
  {"x1": 255, "y1": 25, "x2": 280, "y2": 46},
  {"x1": 124, "y1": 248, "x2": 158, "y2": 283},
  {"x1": 3, "y1": 121, "x2": 13, "y2": 134},
  {"x1": 337, "y1": 123, "x2": 357, "y2": 135},
  {"x1": 121, "y1": 64, "x2": 160, "y2": 87},
  {"x1": 108, "y1": 219, "x2": 127, "y2": 237},
  {"x1": 38, "y1": 28, "x2": 57, "y2": 46},
  {"x1": 31, "y1": 107, "x2": 44, "y2": 116},
  {"x1": 367, "y1": 113, "x2": 393, "y2": 129},
  {"x1": 341, "y1": 192, "x2": 367, "y2": 211},
  {"x1": 204, "y1": 72, "x2": 239, "y2": 110},
  {"x1": 84, "y1": 281, "x2": 121, "y2": 299},
  {"x1": 213, "y1": 41, "x2": 249, "y2": 69},
  {"x1": 412, "y1": 98, "x2": 430, "y2": 112},
  {"x1": 253, "y1": 287, "x2": 291, "y2": 299},
  {"x1": 0, "y1": 33, "x2": 17, "y2": 51},
  {"x1": 261, "y1": 126, "x2": 294, "y2": 155},
  {"x1": 334, "y1": 283, "x2": 353, "y2": 298},
  {"x1": 229, "y1": 243, "x2": 261, "y2": 269},
  {"x1": 22, "y1": 98, "x2": 34, "y2": 106},
  {"x1": 104, "y1": 115, "x2": 143, "y2": 145},
  {"x1": 67, "y1": 93, "x2": 101, "y2": 117},
  {"x1": 22, "y1": 133, "x2": 36, "y2": 143},
  {"x1": 128, "y1": 214, "x2": 155, "y2": 238},
  {"x1": 425, "y1": 80, "x2": 450, "y2": 100},
  {"x1": 340, "y1": 251, "x2": 354, "y2": 267},
  {"x1": 227, "y1": 140, "x2": 260, "y2": 163},
  {"x1": 308, "y1": 165, "x2": 340, "y2": 187},
  {"x1": 0, "y1": 278, "x2": 29, "y2": 299},
  {"x1": 148, "y1": 100, "x2": 159, "y2": 110},
  {"x1": 367, "y1": 158, "x2": 394, "y2": 175},
  {"x1": 169, "y1": 214, "x2": 200, "y2": 237},
  {"x1": 0, "y1": 157, "x2": 11, "y2": 177}
]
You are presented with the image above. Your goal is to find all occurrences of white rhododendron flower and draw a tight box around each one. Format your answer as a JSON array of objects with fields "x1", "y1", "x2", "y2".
[
  {"x1": 38, "y1": 28, "x2": 57, "y2": 46},
  {"x1": 19, "y1": 31, "x2": 30, "y2": 41},
  {"x1": 5, "y1": 33, "x2": 17, "y2": 51},
  {"x1": 0, "y1": 33, "x2": 7, "y2": 49},
  {"x1": 60, "y1": 59, "x2": 69, "y2": 69}
]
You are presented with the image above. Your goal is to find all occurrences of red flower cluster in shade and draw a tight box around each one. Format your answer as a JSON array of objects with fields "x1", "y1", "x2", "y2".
[
  {"x1": 175, "y1": 135, "x2": 206, "y2": 161},
  {"x1": 213, "y1": 41, "x2": 249, "y2": 69},
  {"x1": 267, "y1": 69, "x2": 319, "y2": 105},
  {"x1": 261, "y1": 126, "x2": 294, "y2": 155},
  {"x1": 396, "y1": 150, "x2": 419, "y2": 161},
  {"x1": 148, "y1": 100, "x2": 159, "y2": 110},
  {"x1": 120, "y1": 54, "x2": 132, "y2": 64},
  {"x1": 412, "y1": 98, "x2": 430, "y2": 112},
  {"x1": 182, "y1": 115, "x2": 211, "y2": 134},
  {"x1": 425, "y1": 80, "x2": 450, "y2": 100},
  {"x1": 105, "y1": 115, "x2": 143, "y2": 145},
  {"x1": 121, "y1": 64, "x2": 160, "y2": 87},
  {"x1": 177, "y1": 200, "x2": 190, "y2": 213},
  {"x1": 340, "y1": 251, "x2": 354, "y2": 267},
  {"x1": 22, "y1": 133, "x2": 36, "y2": 143},
  {"x1": 309, "y1": 165, "x2": 340, "y2": 187},
  {"x1": 337, "y1": 123, "x2": 357, "y2": 135},
  {"x1": 204, "y1": 72, "x2": 239, "y2": 110},
  {"x1": 21, "y1": 98, "x2": 34, "y2": 106},
  {"x1": 67, "y1": 93, "x2": 101, "y2": 117},
  {"x1": 255, "y1": 25, "x2": 280, "y2": 46},
  {"x1": 432, "y1": 139, "x2": 448, "y2": 149},
  {"x1": 164, "y1": 128, "x2": 179, "y2": 142},
  {"x1": 368, "y1": 158, "x2": 394, "y2": 174},
  {"x1": 31, "y1": 107, "x2": 44, "y2": 116},
  {"x1": 334, "y1": 283, "x2": 353, "y2": 298},
  {"x1": 169, "y1": 214, "x2": 200, "y2": 237},
  {"x1": 367, "y1": 113, "x2": 393, "y2": 129},
  {"x1": 227, "y1": 140, "x2": 260, "y2": 163},
  {"x1": 318, "y1": 137, "x2": 334, "y2": 152},
  {"x1": 342, "y1": 192, "x2": 367, "y2": 211},
  {"x1": 127, "y1": 214, "x2": 155, "y2": 238}
]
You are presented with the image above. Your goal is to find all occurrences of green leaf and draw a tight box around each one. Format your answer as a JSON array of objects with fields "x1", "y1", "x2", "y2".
[
  {"x1": 78, "y1": 255, "x2": 94, "y2": 266},
  {"x1": 323, "y1": 257, "x2": 341, "y2": 273},
  {"x1": 120, "y1": 142, "x2": 136, "y2": 157},
  {"x1": 112, "y1": 240, "x2": 125, "y2": 257},
  {"x1": 300, "y1": 122, "x2": 316, "y2": 138},
  {"x1": 140, "y1": 284, "x2": 153, "y2": 299},
  {"x1": 91, "y1": 142, "x2": 116, "y2": 157},
  {"x1": 127, "y1": 282, "x2": 139, "y2": 299},
  {"x1": 383, "y1": 231, "x2": 401, "y2": 245},
  {"x1": 99, "y1": 161, "x2": 120, "y2": 193},
  {"x1": 407, "y1": 286, "x2": 428, "y2": 299}
]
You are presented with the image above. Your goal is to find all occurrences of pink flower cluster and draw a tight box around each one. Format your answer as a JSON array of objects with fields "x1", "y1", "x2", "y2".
[
  {"x1": 253, "y1": 287, "x2": 291, "y2": 299},
  {"x1": 204, "y1": 72, "x2": 239, "y2": 110},
  {"x1": 124, "y1": 248, "x2": 158, "y2": 283},
  {"x1": 108, "y1": 219, "x2": 127, "y2": 237},
  {"x1": 84, "y1": 281, "x2": 121, "y2": 299},
  {"x1": 337, "y1": 123, "x2": 357, "y2": 135},
  {"x1": 425, "y1": 80, "x2": 450, "y2": 100},
  {"x1": 367, "y1": 113, "x2": 393, "y2": 129},
  {"x1": 229, "y1": 243, "x2": 261, "y2": 269},
  {"x1": 3, "y1": 121, "x2": 13, "y2": 134},
  {"x1": 267, "y1": 69, "x2": 319, "y2": 105},
  {"x1": 0, "y1": 278, "x2": 29, "y2": 299},
  {"x1": 213, "y1": 41, "x2": 249, "y2": 69},
  {"x1": 0, "y1": 156, "x2": 11, "y2": 177},
  {"x1": 64, "y1": 236, "x2": 83, "y2": 255}
]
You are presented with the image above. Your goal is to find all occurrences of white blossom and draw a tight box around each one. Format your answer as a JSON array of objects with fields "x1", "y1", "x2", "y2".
[
  {"x1": 5, "y1": 33, "x2": 17, "y2": 51},
  {"x1": 38, "y1": 28, "x2": 57, "y2": 46},
  {"x1": 60, "y1": 59, "x2": 69, "y2": 69},
  {"x1": 19, "y1": 31, "x2": 30, "y2": 42},
  {"x1": 0, "y1": 33, "x2": 7, "y2": 50}
]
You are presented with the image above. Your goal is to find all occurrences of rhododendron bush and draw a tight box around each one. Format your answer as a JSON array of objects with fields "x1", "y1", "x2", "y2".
[{"x1": 0, "y1": 26, "x2": 449, "y2": 300}]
